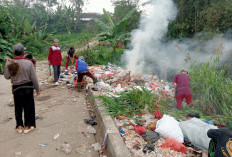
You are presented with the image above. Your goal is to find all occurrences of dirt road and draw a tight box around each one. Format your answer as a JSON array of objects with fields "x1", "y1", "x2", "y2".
[{"x1": 0, "y1": 61, "x2": 99, "y2": 157}]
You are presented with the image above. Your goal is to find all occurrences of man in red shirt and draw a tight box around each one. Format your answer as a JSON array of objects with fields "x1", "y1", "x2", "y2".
[
  {"x1": 174, "y1": 69, "x2": 193, "y2": 109},
  {"x1": 48, "y1": 39, "x2": 62, "y2": 85}
]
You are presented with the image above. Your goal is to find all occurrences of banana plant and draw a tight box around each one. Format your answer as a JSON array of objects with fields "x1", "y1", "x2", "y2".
[
  {"x1": 95, "y1": 8, "x2": 135, "y2": 50},
  {"x1": 0, "y1": 38, "x2": 13, "y2": 73}
]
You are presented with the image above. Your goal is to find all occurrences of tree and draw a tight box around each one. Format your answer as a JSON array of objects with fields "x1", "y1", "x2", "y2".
[{"x1": 112, "y1": 0, "x2": 141, "y2": 32}]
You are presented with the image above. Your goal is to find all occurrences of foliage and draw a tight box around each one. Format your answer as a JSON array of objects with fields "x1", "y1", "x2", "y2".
[
  {"x1": 76, "y1": 45, "x2": 124, "y2": 66},
  {"x1": 189, "y1": 59, "x2": 232, "y2": 118},
  {"x1": 96, "y1": 86, "x2": 229, "y2": 124},
  {"x1": 95, "y1": 8, "x2": 135, "y2": 48},
  {"x1": 168, "y1": 0, "x2": 232, "y2": 39}
]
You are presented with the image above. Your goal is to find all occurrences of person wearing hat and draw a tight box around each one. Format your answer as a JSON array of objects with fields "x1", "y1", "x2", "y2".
[
  {"x1": 4, "y1": 43, "x2": 40, "y2": 134},
  {"x1": 48, "y1": 39, "x2": 62, "y2": 85},
  {"x1": 207, "y1": 121, "x2": 232, "y2": 157},
  {"x1": 173, "y1": 68, "x2": 193, "y2": 109},
  {"x1": 75, "y1": 56, "x2": 97, "y2": 91}
]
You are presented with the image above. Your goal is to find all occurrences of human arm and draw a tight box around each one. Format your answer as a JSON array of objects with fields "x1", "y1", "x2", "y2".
[
  {"x1": 48, "y1": 47, "x2": 52, "y2": 65},
  {"x1": 30, "y1": 62, "x2": 40, "y2": 93},
  {"x1": 4, "y1": 62, "x2": 11, "y2": 80}
]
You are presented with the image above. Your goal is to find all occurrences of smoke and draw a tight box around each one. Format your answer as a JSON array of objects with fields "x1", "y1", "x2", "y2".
[{"x1": 122, "y1": 0, "x2": 232, "y2": 79}]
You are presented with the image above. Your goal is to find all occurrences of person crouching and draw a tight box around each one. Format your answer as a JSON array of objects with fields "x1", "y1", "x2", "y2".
[
  {"x1": 75, "y1": 56, "x2": 97, "y2": 91},
  {"x1": 173, "y1": 69, "x2": 193, "y2": 109},
  {"x1": 4, "y1": 43, "x2": 40, "y2": 134}
]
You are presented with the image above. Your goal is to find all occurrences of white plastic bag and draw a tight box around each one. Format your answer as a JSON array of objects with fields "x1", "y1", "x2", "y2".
[
  {"x1": 179, "y1": 118, "x2": 217, "y2": 150},
  {"x1": 155, "y1": 115, "x2": 184, "y2": 143}
]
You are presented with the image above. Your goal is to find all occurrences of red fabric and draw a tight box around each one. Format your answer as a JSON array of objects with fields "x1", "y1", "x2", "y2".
[
  {"x1": 161, "y1": 138, "x2": 187, "y2": 154},
  {"x1": 134, "y1": 125, "x2": 146, "y2": 135},
  {"x1": 153, "y1": 106, "x2": 162, "y2": 120},
  {"x1": 65, "y1": 55, "x2": 78, "y2": 69},
  {"x1": 174, "y1": 74, "x2": 192, "y2": 95},
  {"x1": 48, "y1": 46, "x2": 62, "y2": 65},
  {"x1": 13, "y1": 57, "x2": 24, "y2": 60},
  {"x1": 176, "y1": 94, "x2": 193, "y2": 109}
]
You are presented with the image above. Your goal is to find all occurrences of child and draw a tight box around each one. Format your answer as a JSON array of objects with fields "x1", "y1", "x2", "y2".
[
  {"x1": 4, "y1": 43, "x2": 40, "y2": 134},
  {"x1": 65, "y1": 46, "x2": 78, "y2": 71},
  {"x1": 75, "y1": 56, "x2": 97, "y2": 91},
  {"x1": 25, "y1": 54, "x2": 36, "y2": 69},
  {"x1": 48, "y1": 39, "x2": 62, "y2": 85}
]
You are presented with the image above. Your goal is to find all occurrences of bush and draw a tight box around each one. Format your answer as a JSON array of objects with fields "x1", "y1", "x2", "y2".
[
  {"x1": 77, "y1": 45, "x2": 124, "y2": 66},
  {"x1": 190, "y1": 59, "x2": 232, "y2": 118}
]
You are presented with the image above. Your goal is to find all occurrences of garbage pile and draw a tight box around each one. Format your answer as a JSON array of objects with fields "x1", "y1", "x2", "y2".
[
  {"x1": 83, "y1": 63, "x2": 218, "y2": 157},
  {"x1": 51, "y1": 63, "x2": 220, "y2": 157}
]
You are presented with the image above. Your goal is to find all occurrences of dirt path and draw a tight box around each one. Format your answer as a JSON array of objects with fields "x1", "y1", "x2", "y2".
[{"x1": 0, "y1": 61, "x2": 99, "y2": 157}]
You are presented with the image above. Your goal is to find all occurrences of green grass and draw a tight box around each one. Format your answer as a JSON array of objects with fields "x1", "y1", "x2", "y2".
[
  {"x1": 54, "y1": 31, "x2": 97, "y2": 51},
  {"x1": 189, "y1": 58, "x2": 232, "y2": 118},
  {"x1": 96, "y1": 87, "x2": 230, "y2": 125}
]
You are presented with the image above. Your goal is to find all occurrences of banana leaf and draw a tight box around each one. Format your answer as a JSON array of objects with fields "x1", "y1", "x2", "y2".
[
  {"x1": 94, "y1": 19, "x2": 110, "y2": 32},
  {"x1": 103, "y1": 8, "x2": 115, "y2": 29}
]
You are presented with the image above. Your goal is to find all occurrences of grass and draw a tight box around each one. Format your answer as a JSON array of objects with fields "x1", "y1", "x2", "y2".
[
  {"x1": 96, "y1": 86, "x2": 230, "y2": 125},
  {"x1": 189, "y1": 58, "x2": 232, "y2": 118}
]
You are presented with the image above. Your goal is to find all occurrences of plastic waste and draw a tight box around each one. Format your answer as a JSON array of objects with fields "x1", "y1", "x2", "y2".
[
  {"x1": 15, "y1": 152, "x2": 21, "y2": 156},
  {"x1": 92, "y1": 143, "x2": 101, "y2": 151},
  {"x1": 143, "y1": 143, "x2": 155, "y2": 154},
  {"x1": 87, "y1": 126, "x2": 97, "y2": 134},
  {"x1": 54, "y1": 133, "x2": 59, "y2": 140},
  {"x1": 142, "y1": 131, "x2": 160, "y2": 143},
  {"x1": 134, "y1": 125, "x2": 146, "y2": 135},
  {"x1": 61, "y1": 143, "x2": 72, "y2": 154},
  {"x1": 179, "y1": 117, "x2": 217, "y2": 149},
  {"x1": 156, "y1": 115, "x2": 184, "y2": 143},
  {"x1": 153, "y1": 106, "x2": 162, "y2": 120},
  {"x1": 160, "y1": 138, "x2": 187, "y2": 154},
  {"x1": 39, "y1": 144, "x2": 48, "y2": 147},
  {"x1": 84, "y1": 119, "x2": 97, "y2": 125},
  {"x1": 119, "y1": 129, "x2": 125, "y2": 134}
]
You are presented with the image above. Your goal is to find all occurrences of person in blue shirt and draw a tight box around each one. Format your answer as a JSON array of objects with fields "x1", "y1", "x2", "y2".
[{"x1": 75, "y1": 56, "x2": 97, "y2": 91}]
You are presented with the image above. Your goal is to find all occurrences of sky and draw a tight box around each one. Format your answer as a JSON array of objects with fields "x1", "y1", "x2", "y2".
[
  {"x1": 82, "y1": 0, "x2": 152, "y2": 14},
  {"x1": 83, "y1": 0, "x2": 114, "y2": 13}
]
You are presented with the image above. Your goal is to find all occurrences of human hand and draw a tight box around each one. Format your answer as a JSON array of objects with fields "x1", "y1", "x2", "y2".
[{"x1": 36, "y1": 91, "x2": 40, "y2": 96}]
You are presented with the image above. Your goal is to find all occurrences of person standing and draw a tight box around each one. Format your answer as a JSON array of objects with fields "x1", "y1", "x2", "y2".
[
  {"x1": 173, "y1": 69, "x2": 193, "y2": 109},
  {"x1": 4, "y1": 43, "x2": 40, "y2": 134},
  {"x1": 48, "y1": 39, "x2": 62, "y2": 85},
  {"x1": 65, "y1": 46, "x2": 78, "y2": 71}
]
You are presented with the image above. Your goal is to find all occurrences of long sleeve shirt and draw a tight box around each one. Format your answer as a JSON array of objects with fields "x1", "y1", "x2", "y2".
[
  {"x1": 48, "y1": 46, "x2": 62, "y2": 65},
  {"x1": 4, "y1": 57, "x2": 40, "y2": 92}
]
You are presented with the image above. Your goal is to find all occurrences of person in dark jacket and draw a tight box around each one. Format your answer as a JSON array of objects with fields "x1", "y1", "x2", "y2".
[
  {"x1": 207, "y1": 121, "x2": 232, "y2": 157},
  {"x1": 4, "y1": 43, "x2": 40, "y2": 134},
  {"x1": 75, "y1": 56, "x2": 97, "y2": 91},
  {"x1": 65, "y1": 46, "x2": 78, "y2": 70},
  {"x1": 48, "y1": 39, "x2": 62, "y2": 85}
]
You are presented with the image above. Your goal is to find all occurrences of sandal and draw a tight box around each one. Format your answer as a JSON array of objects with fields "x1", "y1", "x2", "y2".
[{"x1": 24, "y1": 126, "x2": 35, "y2": 134}]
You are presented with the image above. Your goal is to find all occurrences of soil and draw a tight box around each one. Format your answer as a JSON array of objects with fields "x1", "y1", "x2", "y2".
[{"x1": 0, "y1": 61, "x2": 99, "y2": 157}]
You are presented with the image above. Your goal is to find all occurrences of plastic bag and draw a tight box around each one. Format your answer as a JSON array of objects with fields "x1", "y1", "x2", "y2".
[
  {"x1": 160, "y1": 138, "x2": 187, "y2": 154},
  {"x1": 61, "y1": 143, "x2": 72, "y2": 154},
  {"x1": 142, "y1": 131, "x2": 160, "y2": 143},
  {"x1": 155, "y1": 115, "x2": 184, "y2": 143},
  {"x1": 179, "y1": 117, "x2": 217, "y2": 149},
  {"x1": 134, "y1": 125, "x2": 147, "y2": 135},
  {"x1": 153, "y1": 106, "x2": 162, "y2": 120}
]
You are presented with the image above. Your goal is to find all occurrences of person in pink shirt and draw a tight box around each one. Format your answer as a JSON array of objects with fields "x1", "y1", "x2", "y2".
[{"x1": 173, "y1": 69, "x2": 193, "y2": 109}]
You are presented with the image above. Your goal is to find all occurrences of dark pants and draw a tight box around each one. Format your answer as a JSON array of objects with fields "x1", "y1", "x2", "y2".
[
  {"x1": 53, "y1": 65, "x2": 61, "y2": 82},
  {"x1": 13, "y1": 82, "x2": 36, "y2": 129},
  {"x1": 78, "y1": 71, "x2": 95, "y2": 82}
]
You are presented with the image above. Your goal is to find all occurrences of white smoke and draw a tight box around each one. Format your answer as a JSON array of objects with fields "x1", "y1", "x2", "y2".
[{"x1": 123, "y1": 0, "x2": 232, "y2": 79}]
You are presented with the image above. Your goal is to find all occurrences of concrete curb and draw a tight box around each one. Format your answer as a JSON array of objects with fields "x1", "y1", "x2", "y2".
[{"x1": 87, "y1": 87, "x2": 131, "y2": 157}]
